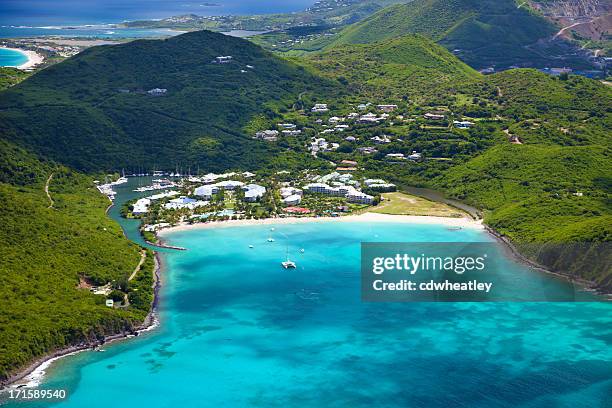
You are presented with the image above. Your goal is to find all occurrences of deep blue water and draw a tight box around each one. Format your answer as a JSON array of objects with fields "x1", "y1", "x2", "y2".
[
  {"x1": 0, "y1": 0, "x2": 314, "y2": 26},
  {"x1": 0, "y1": 48, "x2": 28, "y2": 67},
  {"x1": 2, "y1": 189, "x2": 610, "y2": 407}
]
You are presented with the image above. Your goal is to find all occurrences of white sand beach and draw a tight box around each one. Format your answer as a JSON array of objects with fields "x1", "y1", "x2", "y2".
[
  {"x1": 158, "y1": 212, "x2": 483, "y2": 236},
  {"x1": 1, "y1": 47, "x2": 44, "y2": 70}
]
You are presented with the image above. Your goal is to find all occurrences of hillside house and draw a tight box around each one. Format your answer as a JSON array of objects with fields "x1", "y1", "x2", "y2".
[
  {"x1": 377, "y1": 104, "x2": 398, "y2": 112},
  {"x1": 311, "y1": 103, "x2": 329, "y2": 113}
]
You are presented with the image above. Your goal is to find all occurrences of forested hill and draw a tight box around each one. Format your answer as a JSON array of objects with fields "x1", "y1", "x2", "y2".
[
  {"x1": 0, "y1": 30, "x2": 338, "y2": 173},
  {"x1": 307, "y1": 34, "x2": 479, "y2": 98},
  {"x1": 0, "y1": 139, "x2": 152, "y2": 382},
  {"x1": 328, "y1": 0, "x2": 592, "y2": 69}
]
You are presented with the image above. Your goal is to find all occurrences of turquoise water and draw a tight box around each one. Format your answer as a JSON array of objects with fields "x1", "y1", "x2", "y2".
[
  {"x1": 3, "y1": 219, "x2": 611, "y2": 407},
  {"x1": 0, "y1": 48, "x2": 27, "y2": 67}
]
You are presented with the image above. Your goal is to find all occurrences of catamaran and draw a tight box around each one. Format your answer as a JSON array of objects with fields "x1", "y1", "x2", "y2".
[{"x1": 281, "y1": 245, "x2": 296, "y2": 269}]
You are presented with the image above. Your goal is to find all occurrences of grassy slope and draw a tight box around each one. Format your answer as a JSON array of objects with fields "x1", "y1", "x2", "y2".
[
  {"x1": 0, "y1": 30, "x2": 337, "y2": 173},
  {"x1": 0, "y1": 140, "x2": 152, "y2": 381},
  {"x1": 306, "y1": 34, "x2": 479, "y2": 99},
  {"x1": 437, "y1": 71, "x2": 611, "y2": 286},
  {"x1": 307, "y1": 35, "x2": 611, "y2": 287},
  {"x1": 328, "y1": 0, "x2": 567, "y2": 68}
]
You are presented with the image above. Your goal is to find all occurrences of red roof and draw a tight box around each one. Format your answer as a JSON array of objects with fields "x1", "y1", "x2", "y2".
[{"x1": 284, "y1": 207, "x2": 311, "y2": 214}]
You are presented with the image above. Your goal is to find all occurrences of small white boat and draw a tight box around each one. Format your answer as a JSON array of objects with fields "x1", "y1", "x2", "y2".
[
  {"x1": 267, "y1": 237, "x2": 275, "y2": 242},
  {"x1": 282, "y1": 245, "x2": 296, "y2": 268},
  {"x1": 249, "y1": 245, "x2": 254, "y2": 248},
  {"x1": 300, "y1": 249, "x2": 305, "y2": 253},
  {"x1": 282, "y1": 260, "x2": 296, "y2": 269},
  {"x1": 270, "y1": 227, "x2": 275, "y2": 231}
]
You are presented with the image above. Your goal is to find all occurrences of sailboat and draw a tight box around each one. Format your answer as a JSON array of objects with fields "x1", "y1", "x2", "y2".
[{"x1": 281, "y1": 245, "x2": 296, "y2": 269}]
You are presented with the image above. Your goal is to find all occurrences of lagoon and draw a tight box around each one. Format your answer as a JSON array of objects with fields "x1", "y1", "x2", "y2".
[{"x1": 3, "y1": 215, "x2": 611, "y2": 407}]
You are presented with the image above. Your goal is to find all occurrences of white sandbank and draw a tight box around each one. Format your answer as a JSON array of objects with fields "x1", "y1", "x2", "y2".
[
  {"x1": 158, "y1": 212, "x2": 483, "y2": 236},
  {"x1": 1, "y1": 47, "x2": 44, "y2": 70}
]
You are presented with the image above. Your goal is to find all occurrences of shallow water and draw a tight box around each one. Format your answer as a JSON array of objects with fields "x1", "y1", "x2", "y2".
[
  {"x1": 0, "y1": 48, "x2": 28, "y2": 67},
  {"x1": 4, "y1": 221, "x2": 611, "y2": 407}
]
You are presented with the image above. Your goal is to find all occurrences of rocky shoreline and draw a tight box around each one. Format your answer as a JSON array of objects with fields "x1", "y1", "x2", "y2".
[{"x1": 484, "y1": 225, "x2": 610, "y2": 297}]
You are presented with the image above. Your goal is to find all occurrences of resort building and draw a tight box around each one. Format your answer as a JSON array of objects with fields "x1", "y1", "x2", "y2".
[
  {"x1": 215, "y1": 180, "x2": 245, "y2": 190},
  {"x1": 346, "y1": 190, "x2": 375, "y2": 205},
  {"x1": 243, "y1": 184, "x2": 266, "y2": 202},
  {"x1": 424, "y1": 113, "x2": 445, "y2": 120},
  {"x1": 278, "y1": 123, "x2": 296, "y2": 129},
  {"x1": 377, "y1": 104, "x2": 398, "y2": 112},
  {"x1": 453, "y1": 120, "x2": 474, "y2": 129},
  {"x1": 280, "y1": 187, "x2": 303, "y2": 198},
  {"x1": 304, "y1": 183, "x2": 373, "y2": 204},
  {"x1": 282, "y1": 194, "x2": 302, "y2": 206},
  {"x1": 311, "y1": 103, "x2": 329, "y2": 113},
  {"x1": 213, "y1": 56, "x2": 233, "y2": 64},
  {"x1": 194, "y1": 185, "x2": 218, "y2": 199},
  {"x1": 164, "y1": 197, "x2": 209, "y2": 210},
  {"x1": 408, "y1": 151, "x2": 422, "y2": 161},
  {"x1": 309, "y1": 138, "x2": 339, "y2": 153},
  {"x1": 282, "y1": 130, "x2": 302, "y2": 136},
  {"x1": 147, "y1": 88, "x2": 167, "y2": 96},
  {"x1": 359, "y1": 112, "x2": 383, "y2": 123},
  {"x1": 358, "y1": 147, "x2": 378, "y2": 154},
  {"x1": 386, "y1": 153, "x2": 406, "y2": 160},
  {"x1": 133, "y1": 198, "x2": 151, "y2": 214},
  {"x1": 371, "y1": 135, "x2": 392, "y2": 144},
  {"x1": 254, "y1": 130, "x2": 279, "y2": 141}
]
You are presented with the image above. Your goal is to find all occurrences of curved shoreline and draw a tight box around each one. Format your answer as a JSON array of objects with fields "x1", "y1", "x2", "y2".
[
  {"x1": 2, "y1": 211, "x2": 607, "y2": 391},
  {"x1": 0, "y1": 47, "x2": 44, "y2": 70},
  {"x1": 0, "y1": 254, "x2": 163, "y2": 391},
  {"x1": 157, "y1": 212, "x2": 482, "y2": 236}
]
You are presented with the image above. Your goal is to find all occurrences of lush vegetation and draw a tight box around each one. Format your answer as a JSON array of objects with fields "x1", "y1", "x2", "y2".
[
  {"x1": 0, "y1": 140, "x2": 151, "y2": 382},
  {"x1": 0, "y1": 19, "x2": 610, "y2": 382},
  {"x1": 0, "y1": 67, "x2": 29, "y2": 91},
  {"x1": 0, "y1": 30, "x2": 340, "y2": 173},
  {"x1": 326, "y1": 0, "x2": 595, "y2": 69},
  {"x1": 306, "y1": 34, "x2": 479, "y2": 99}
]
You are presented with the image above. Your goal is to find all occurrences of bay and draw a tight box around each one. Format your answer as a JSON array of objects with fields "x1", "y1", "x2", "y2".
[{"x1": 3, "y1": 177, "x2": 610, "y2": 407}]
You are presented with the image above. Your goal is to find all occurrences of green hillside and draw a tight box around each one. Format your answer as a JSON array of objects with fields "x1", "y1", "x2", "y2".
[
  {"x1": 0, "y1": 26, "x2": 610, "y2": 381},
  {"x1": 0, "y1": 30, "x2": 337, "y2": 173},
  {"x1": 0, "y1": 139, "x2": 155, "y2": 382},
  {"x1": 328, "y1": 0, "x2": 590, "y2": 69},
  {"x1": 306, "y1": 35, "x2": 611, "y2": 287},
  {"x1": 307, "y1": 34, "x2": 479, "y2": 99}
]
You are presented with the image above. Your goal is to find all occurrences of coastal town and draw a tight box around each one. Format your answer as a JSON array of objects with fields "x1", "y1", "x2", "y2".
[
  {"x1": 91, "y1": 97, "x2": 493, "y2": 236},
  {"x1": 108, "y1": 169, "x2": 395, "y2": 234}
]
